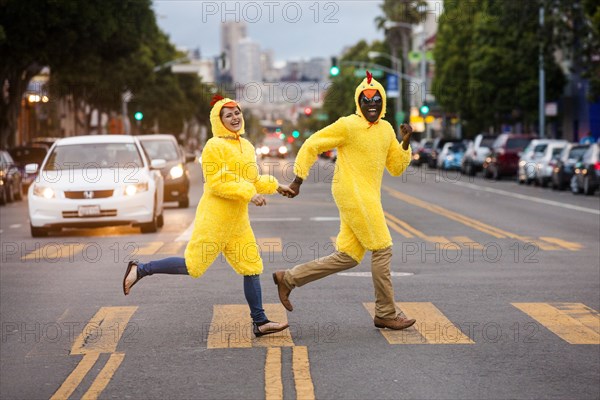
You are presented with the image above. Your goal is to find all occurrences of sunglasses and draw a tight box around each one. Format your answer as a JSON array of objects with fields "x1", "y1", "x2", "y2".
[{"x1": 361, "y1": 95, "x2": 382, "y2": 104}]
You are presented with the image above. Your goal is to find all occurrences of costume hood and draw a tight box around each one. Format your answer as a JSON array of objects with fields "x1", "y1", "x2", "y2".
[
  {"x1": 209, "y1": 96, "x2": 246, "y2": 138},
  {"x1": 354, "y1": 71, "x2": 387, "y2": 124}
]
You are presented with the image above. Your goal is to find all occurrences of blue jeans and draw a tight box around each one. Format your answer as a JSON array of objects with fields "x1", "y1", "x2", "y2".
[{"x1": 136, "y1": 257, "x2": 268, "y2": 324}]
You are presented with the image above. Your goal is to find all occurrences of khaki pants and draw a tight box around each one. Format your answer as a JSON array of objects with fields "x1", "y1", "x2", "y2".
[{"x1": 283, "y1": 247, "x2": 397, "y2": 319}]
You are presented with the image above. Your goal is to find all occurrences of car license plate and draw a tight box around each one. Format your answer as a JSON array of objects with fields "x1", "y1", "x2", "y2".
[{"x1": 78, "y1": 205, "x2": 101, "y2": 217}]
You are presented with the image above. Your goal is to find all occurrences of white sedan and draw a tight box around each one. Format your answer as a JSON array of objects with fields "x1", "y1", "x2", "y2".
[{"x1": 27, "y1": 135, "x2": 164, "y2": 237}]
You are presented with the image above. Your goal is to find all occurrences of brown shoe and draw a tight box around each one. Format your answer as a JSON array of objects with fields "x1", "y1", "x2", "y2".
[
  {"x1": 272, "y1": 271, "x2": 293, "y2": 311},
  {"x1": 253, "y1": 320, "x2": 290, "y2": 337},
  {"x1": 374, "y1": 315, "x2": 416, "y2": 330},
  {"x1": 123, "y1": 261, "x2": 143, "y2": 295}
]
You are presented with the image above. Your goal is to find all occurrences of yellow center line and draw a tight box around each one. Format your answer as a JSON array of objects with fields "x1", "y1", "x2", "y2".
[
  {"x1": 451, "y1": 236, "x2": 484, "y2": 250},
  {"x1": 50, "y1": 353, "x2": 99, "y2": 400},
  {"x1": 538, "y1": 237, "x2": 583, "y2": 251},
  {"x1": 71, "y1": 307, "x2": 138, "y2": 355},
  {"x1": 21, "y1": 243, "x2": 86, "y2": 261},
  {"x1": 385, "y1": 217, "x2": 414, "y2": 239},
  {"x1": 385, "y1": 212, "x2": 453, "y2": 245},
  {"x1": 81, "y1": 352, "x2": 126, "y2": 400},
  {"x1": 292, "y1": 346, "x2": 315, "y2": 400},
  {"x1": 135, "y1": 242, "x2": 164, "y2": 256},
  {"x1": 512, "y1": 303, "x2": 600, "y2": 344},
  {"x1": 265, "y1": 348, "x2": 283, "y2": 400},
  {"x1": 155, "y1": 241, "x2": 187, "y2": 255}
]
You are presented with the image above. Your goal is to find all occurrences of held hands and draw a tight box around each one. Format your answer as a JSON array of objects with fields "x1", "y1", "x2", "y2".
[
  {"x1": 288, "y1": 179, "x2": 302, "y2": 198},
  {"x1": 250, "y1": 194, "x2": 267, "y2": 206},
  {"x1": 277, "y1": 184, "x2": 296, "y2": 198},
  {"x1": 400, "y1": 123, "x2": 413, "y2": 150}
]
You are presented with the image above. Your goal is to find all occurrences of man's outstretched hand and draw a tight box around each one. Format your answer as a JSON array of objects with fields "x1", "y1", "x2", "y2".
[
  {"x1": 288, "y1": 178, "x2": 302, "y2": 198},
  {"x1": 277, "y1": 185, "x2": 296, "y2": 198},
  {"x1": 400, "y1": 123, "x2": 413, "y2": 150}
]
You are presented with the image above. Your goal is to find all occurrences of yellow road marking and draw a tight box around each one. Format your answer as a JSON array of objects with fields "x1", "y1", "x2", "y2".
[
  {"x1": 155, "y1": 241, "x2": 187, "y2": 255},
  {"x1": 385, "y1": 217, "x2": 414, "y2": 238},
  {"x1": 50, "y1": 353, "x2": 99, "y2": 400},
  {"x1": 265, "y1": 348, "x2": 283, "y2": 400},
  {"x1": 207, "y1": 304, "x2": 293, "y2": 349},
  {"x1": 538, "y1": 237, "x2": 583, "y2": 251},
  {"x1": 81, "y1": 353, "x2": 126, "y2": 400},
  {"x1": 257, "y1": 238, "x2": 282, "y2": 253},
  {"x1": 385, "y1": 212, "x2": 452, "y2": 245},
  {"x1": 21, "y1": 243, "x2": 85, "y2": 261},
  {"x1": 364, "y1": 302, "x2": 474, "y2": 344},
  {"x1": 451, "y1": 236, "x2": 484, "y2": 250},
  {"x1": 135, "y1": 241, "x2": 164, "y2": 256},
  {"x1": 292, "y1": 346, "x2": 315, "y2": 400},
  {"x1": 71, "y1": 307, "x2": 138, "y2": 354},
  {"x1": 512, "y1": 303, "x2": 600, "y2": 344}
]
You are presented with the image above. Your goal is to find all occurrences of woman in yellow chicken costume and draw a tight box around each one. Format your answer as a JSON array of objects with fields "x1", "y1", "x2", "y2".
[
  {"x1": 123, "y1": 95, "x2": 294, "y2": 337},
  {"x1": 273, "y1": 71, "x2": 417, "y2": 330}
]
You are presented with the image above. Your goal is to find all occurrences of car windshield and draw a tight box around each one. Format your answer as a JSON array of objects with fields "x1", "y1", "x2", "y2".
[
  {"x1": 506, "y1": 138, "x2": 531, "y2": 150},
  {"x1": 450, "y1": 144, "x2": 466, "y2": 153},
  {"x1": 568, "y1": 146, "x2": 589, "y2": 160},
  {"x1": 141, "y1": 140, "x2": 180, "y2": 161},
  {"x1": 534, "y1": 144, "x2": 548, "y2": 153},
  {"x1": 44, "y1": 143, "x2": 143, "y2": 170},
  {"x1": 481, "y1": 137, "x2": 495, "y2": 148},
  {"x1": 423, "y1": 142, "x2": 433, "y2": 148},
  {"x1": 551, "y1": 148, "x2": 563, "y2": 157},
  {"x1": 9, "y1": 147, "x2": 47, "y2": 165}
]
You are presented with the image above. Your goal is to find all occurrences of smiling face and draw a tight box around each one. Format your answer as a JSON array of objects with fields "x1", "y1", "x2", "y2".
[
  {"x1": 359, "y1": 91, "x2": 383, "y2": 123},
  {"x1": 220, "y1": 106, "x2": 243, "y2": 132}
]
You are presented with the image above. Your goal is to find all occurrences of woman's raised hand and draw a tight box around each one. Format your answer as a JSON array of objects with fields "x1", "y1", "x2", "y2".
[{"x1": 251, "y1": 194, "x2": 267, "y2": 206}]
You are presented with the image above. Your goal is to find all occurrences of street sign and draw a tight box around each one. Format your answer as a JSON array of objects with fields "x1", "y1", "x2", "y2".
[
  {"x1": 354, "y1": 69, "x2": 383, "y2": 78},
  {"x1": 387, "y1": 74, "x2": 399, "y2": 98}
]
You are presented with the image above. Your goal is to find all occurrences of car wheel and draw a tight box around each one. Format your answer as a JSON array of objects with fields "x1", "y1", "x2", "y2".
[
  {"x1": 466, "y1": 163, "x2": 475, "y2": 177},
  {"x1": 14, "y1": 181, "x2": 23, "y2": 201},
  {"x1": 140, "y1": 200, "x2": 158, "y2": 233},
  {"x1": 30, "y1": 224, "x2": 48, "y2": 237},
  {"x1": 6, "y1": 183, "x2": 14, "y2": 203},
  {"x1": 491, "y1": 167, "x2": 500, "y2": 181},
  {"x1": 0, "y1": 187, "x2": 6, "y2": 205},
  {"x1": 178, "y1": 195, "x2": 189, "y2": 208},
  {"x1": 583, "y1": 176, "x2": 596, "y2": 196},
  {"x1": 157, "y1": 213, "x2": 164, "y2": 228},
  {"x1": 570, "y1": 176, "x2": 582, "y2": 194}
]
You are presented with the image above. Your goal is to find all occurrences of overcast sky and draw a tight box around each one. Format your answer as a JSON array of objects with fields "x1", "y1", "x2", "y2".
[{"x1": 153, "y1": 0, "x2": 385, "y2": 62}]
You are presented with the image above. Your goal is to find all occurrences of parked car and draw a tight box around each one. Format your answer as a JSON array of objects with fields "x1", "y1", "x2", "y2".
[
  {"x1": 257, "y1": 136, "x2": 288, "y2": 159},
  {"x1": 138, "y1": 134, "x2": 194, "y2": 208},
  {"x1": 8, "y1": 145, "x2": 48, "y2": 193},
  {"x1": 27, "y1": 135, "x2": 164, "y2": 237},
  {"x1": 438, "y1": 142, "x2": 466, "y2": 170},
  {"x1": 570, "y1": 143, "x2": 600, "y2": 195},
  {"x1": 461, "y1": 134, "x2": 496, "y2": 176},
  {"x1": 428, "y1": 138, "x2": 461, "y2": 168},
  {"x1": 551, "y1": 143, "x2": 591, "y2": 190},
  {"x1": 517, "y1": 139, "x2": 556, "y2": 184},
  {"x1": 483, "y1": 134, "x2": 536, "y2": 180},
  {"x1": 412, "y1": 138, "x2": 434, "y2": 166},
  {"x1": 534, "y1": 141, "x2": 568, "y2": 187},
  {"x1": 0, "y1": 150, "x2": 23, "y2": 205}
]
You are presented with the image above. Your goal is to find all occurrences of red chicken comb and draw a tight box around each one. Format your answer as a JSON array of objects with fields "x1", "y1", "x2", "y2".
[
  {"x1": 210, "y1": 94, "x2": 225, "y2": 107},
  {"x1": 366, "y1": 70, "x2": 373, "y2": 84}
]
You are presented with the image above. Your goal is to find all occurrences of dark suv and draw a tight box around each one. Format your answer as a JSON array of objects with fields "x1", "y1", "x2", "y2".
[
  {"x1": 483, "y1": 133, "x2": 536, "y2": 179},
  {"x1": 138, "y1": 134, "x2": 195, "y2": 208}
]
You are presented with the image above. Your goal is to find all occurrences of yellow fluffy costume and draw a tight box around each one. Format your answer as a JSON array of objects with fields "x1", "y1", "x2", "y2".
[
  {"x1": 184, "y1": 98, "x2": 279, "y2": 277},
  {"x1": 294, "y1": 76, "x2": 412, "y2": 262}
]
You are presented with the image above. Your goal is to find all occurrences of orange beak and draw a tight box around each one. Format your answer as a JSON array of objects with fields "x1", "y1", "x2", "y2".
[{"x1": 362, "y1": 89, "x2": 378, "y2": 99}]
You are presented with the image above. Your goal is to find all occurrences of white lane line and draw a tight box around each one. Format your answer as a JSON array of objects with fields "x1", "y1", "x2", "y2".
[
  {"x1": 449, "y1": 181, "x2": 600, "y2": 215},
  {"x1": 251, "y1": 218, "x2": 302, "y2": 222},
  {"x1": 310, "y1": 217, "x2": 340, "y2": 221},
  {"x1": 175, "y1": 222, "x2": 195, "y2": 242},
  {"x1": 337, "y1": 272, "x2": 414, "y2": 277},
  {"x1": 9, "y1": 224, "x2": 22, "y2": 229},
  {"x1": 0, "y1": 229, "x2": 3, "y2": 234}
]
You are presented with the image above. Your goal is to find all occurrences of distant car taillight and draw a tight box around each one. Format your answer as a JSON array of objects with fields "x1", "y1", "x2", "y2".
[{"x1": 594, "y1": 162, "x2": 600, "y2": 171}]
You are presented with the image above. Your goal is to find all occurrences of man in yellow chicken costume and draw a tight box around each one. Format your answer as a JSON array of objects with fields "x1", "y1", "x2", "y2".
[
  {"x1": 273, "y1": 71, "x2": 417, "y2": 330},
  {"x1": 123, "y1": 95, "x2": 294, "y2": 337}
]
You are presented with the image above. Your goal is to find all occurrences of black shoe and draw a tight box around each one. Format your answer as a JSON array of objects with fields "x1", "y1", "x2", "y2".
[
  {"x1": 253, "y1": 320, "x2": 289, "y2": 337},
  {"x1": 123, "y1": 261, "x2": 142, "y2": 295}
]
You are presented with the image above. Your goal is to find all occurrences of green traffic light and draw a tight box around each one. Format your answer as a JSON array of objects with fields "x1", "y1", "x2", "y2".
[
  {"x1": 279, "y1": 133, "x2": 285, "y2": 140},
  {"x1": 292, "y1": 130, "x2": 300, "y2": 138},
  {"x1": 419, "y1": 105, "x2": 430, "y2": 115},
  {"x1": 134, "y1": 112, "x2": 144, "y2": 121},
  {"x1": 330, "y1": 66, "x2": 340, "y2": 76}
]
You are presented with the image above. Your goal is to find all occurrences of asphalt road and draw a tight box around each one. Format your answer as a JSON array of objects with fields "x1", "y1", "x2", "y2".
[{"x1": 1, "y1": 159, "x2": 599, "y2": 400}]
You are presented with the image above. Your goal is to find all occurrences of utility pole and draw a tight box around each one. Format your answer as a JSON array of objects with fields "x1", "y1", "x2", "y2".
[{"x1": 539, "y1": 5, "x2": 545, "y2": 138}]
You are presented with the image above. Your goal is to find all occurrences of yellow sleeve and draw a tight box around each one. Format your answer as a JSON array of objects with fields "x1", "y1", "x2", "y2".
[
  {"x1": 293, "y1": 118, "x2": 348, "y2": 179},
  {"x1": 253, "y1": 174, "x2": 279, "y2": 194},
  {"x1": 386, "y1": 138, "x2": 412, "y2": 176},
  {"x1": 202, "y1": 141, "x2": 257, "y2": 202}
]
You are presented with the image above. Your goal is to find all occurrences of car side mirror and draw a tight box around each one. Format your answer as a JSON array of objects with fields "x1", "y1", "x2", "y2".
[
  {"x1": 150, "y1": 159, "x2": 166, "y2": 169},
  {"x1": 185, "y1": 153, "x2": 196, "y2": 163},
  {"x1": 25, "y1": 163, "x2": 39, "y2": 174}
]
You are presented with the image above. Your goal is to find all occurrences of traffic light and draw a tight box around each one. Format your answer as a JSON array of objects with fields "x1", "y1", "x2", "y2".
[
  {"x1": 279, "y1": 133, "x2": 285, "y2": 140},
  {"x1": 134, "y1": 112, "x2": 144, "y2": 121},
  {"x1": 419, "y1": 105, "x2": 430, "y2": 116},
  {"x1": 292, "y1": 130, "x2": 300, "y2": 138},
  {"x1": 304, "y1": 107, "x2": 312, "y2": 116},
  {"x1": 330, "y1": 57, "x2": 340, "y2": 76}
]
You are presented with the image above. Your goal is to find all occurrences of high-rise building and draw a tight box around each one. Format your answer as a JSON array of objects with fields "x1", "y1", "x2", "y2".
[
  {"x1": 236, "y1": 38, "x2": 262, "y2": 84},
  {"x1": 221, "y1": 22, "x2": 247, "y2": 81}
]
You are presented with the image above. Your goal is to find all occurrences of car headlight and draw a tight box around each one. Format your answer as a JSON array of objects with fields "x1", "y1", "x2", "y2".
[
  {"x1": 124, "y1": 182, "x2": 149, "y2": 196},
  {"x1": 169, "y1": 164, "x2": 184, "y2": 179},
  {"x1": 519, "y1": 160, "x2": 526, "y2": 167},
  {"x1": 261, "y1": 146, "x2": 269, "y2": 154},
  {"x1": 33, "y1": 185, "x2": 55, "y2": 199},
  {"x1": 446, "y1": 155, "x2": 453, "y2": 161},
  {"x1": 278, "y1": 146, "x2": 288, "y2": 154}
]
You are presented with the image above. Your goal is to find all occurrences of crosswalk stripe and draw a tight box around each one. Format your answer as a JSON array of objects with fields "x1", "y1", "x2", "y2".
[
  {"x1": 71, "y1": 307, "x2": 138, "y2": 354},
  {"x1": 513, "y1": 303, "x2": 600, "y2": 344},
  {"x1": 81, "y1": 353, "x2": 126, "y2": 400},
  {"x1": 265, "y1": 348, "x2": 283, "y2": 400},
  {"x1": 538, "y1": 237, "x2": 583, "y2": 251},
  {"x1": 50, "y1": 353, "x2": 99, "y2": 400},
  {"x1": 155, "y1": 241, "x2": 187, "y2": 255},
  {"x1": 207, "y1": 304, "x2": 293, "y2": 349},
  {"x1": 292, "y1": 346, "x2": 315, "y2": 400},
  {"x1": 257, "y1": 238, "x2": 282, "y2": 253},
  {"x1": 21, "y1": 243, "x2": 85, "y2": 261},
  {"x1": 135, "y1": 241, "x2": 164, "y2": 256},
  {"x1": 363, "y1": 302, "x2": 474, "y2": 344}
]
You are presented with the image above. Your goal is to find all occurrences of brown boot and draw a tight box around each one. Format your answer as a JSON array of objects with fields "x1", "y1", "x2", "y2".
[
  {"x1": 272, "y1": 271, "x2": 293, "y2": 311},
  {"x1": 374, "y1": 315, "x2": 416, "y2": 330}
]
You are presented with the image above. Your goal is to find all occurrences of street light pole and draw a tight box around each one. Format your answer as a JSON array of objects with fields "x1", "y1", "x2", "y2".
[
  {"x1": 367, "y1": 51, "x2": 403, "y2": 132},
  {"x1": 539, "y1": 5, "x2": 545, "y2": 138}
]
